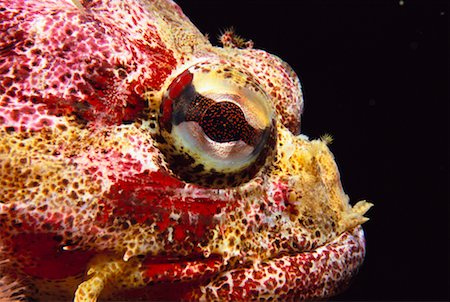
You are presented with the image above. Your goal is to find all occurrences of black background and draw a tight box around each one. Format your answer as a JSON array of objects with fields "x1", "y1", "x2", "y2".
[{"x1": 177, "y1": 0, "x2": 448, "y2": 300}]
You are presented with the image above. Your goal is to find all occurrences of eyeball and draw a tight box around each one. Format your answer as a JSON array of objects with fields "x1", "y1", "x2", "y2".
[{"x1": 158, "y1": 61, "x2": 276, "y2": 187}]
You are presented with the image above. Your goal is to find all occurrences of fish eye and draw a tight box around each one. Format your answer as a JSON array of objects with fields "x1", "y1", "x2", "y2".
[{"x1": 158, "y1": 61, "x2": 276, "y2": 187}]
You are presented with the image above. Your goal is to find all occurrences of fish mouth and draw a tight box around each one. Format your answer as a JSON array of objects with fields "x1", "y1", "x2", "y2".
[{"x1": 133, "y1": 227, "x2": 366, "y2": 300}]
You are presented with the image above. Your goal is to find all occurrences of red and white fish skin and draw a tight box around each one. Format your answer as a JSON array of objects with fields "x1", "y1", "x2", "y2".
[{"x1": 0, "y1": 0, "x2": 372, "y2": 301}]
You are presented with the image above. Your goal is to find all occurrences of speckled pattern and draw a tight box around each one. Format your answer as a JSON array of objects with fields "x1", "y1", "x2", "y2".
[{"x1": 0, "y1": 0, "x2": 372, "y2": 301}]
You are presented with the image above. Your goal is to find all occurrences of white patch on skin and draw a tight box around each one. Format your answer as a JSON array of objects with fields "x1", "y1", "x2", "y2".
[
  {"x1": 188, "y1": 212, "x2": 199, "y2": 225},
  {"x1": 169, "y1": 212, "x2": 180, "y2": 221},
  {"x1": 167, "y1": 226, "x2": 173, "y2": 242}
]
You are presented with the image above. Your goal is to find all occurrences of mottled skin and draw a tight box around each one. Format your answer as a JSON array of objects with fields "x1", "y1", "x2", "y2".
[{"x1": 0, "y1": 0, "x2": 372, "y2": 301}]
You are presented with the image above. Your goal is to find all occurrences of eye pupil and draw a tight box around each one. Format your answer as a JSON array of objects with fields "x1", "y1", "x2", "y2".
[
  {"x1": 184, "y1": 94, "x2": 214, "y2": 122},
  {"x1": 181, "y1": 93, "x2": 259, "y2": 145},
  {"x1": 199, "y1": 101, "x2": 255, "y2": 144}
]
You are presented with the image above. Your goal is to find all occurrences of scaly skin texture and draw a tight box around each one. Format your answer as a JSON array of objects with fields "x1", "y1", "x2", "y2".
[{"x1": 0, "y1": 0, "x2": 372, "y2": 301}]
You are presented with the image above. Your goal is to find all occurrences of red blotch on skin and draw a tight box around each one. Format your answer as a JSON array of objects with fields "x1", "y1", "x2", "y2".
[
  {"x1": 271, "y1": 180, "x2": 289, "y2": 211},
  {"x1": 11, "y1": 233, "x2": 94, "y2": 280},
  {"x1": 173, "y1": 226, "x2": 185, "y2": 241},
  {"x1": 142, "y1": 254, "x2": 222, "y2": 282},
  {"x1": 99, "y1": 171, "x2": 229, "y2": 242},
  {"x1": 10, "y1": 109, "x2": 20, "y2": 121},
  {"x1": 31, "y1": 94, "x2": 77, "y2": 118},
  {"x1": 144, "y1": 262, "x2": 183, "y2": 280},
  {"x1": 79, "y1": 64, "x2": 151, "y2": 124},
  {"x1": 2, "y1": 4, "x2": 177, "y2": 127},
  {"x1": 115, "y1": 280, "x2": 205, "y2": 301}
]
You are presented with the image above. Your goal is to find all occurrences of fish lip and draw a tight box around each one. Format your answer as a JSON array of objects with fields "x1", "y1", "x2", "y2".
[
  {"x1": 185, "y1": 227, "x2": 366, "y2": 300},
  {"x1": 140, "y1": 227, "x2": 366, "y2": 288}
]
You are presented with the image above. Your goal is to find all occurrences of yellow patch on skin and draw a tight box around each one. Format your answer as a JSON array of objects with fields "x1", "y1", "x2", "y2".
[
  {"x1": 75, "y1": 255, "x2": 142, "y2": 302},
  {"x1": 272, "y1": 126, "x2": 372, "y2": 238}
]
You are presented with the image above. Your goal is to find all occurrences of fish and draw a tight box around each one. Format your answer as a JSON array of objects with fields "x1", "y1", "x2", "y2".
[{"x1": 0, "y1": 0, "x2": 372, "y2": 300}]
